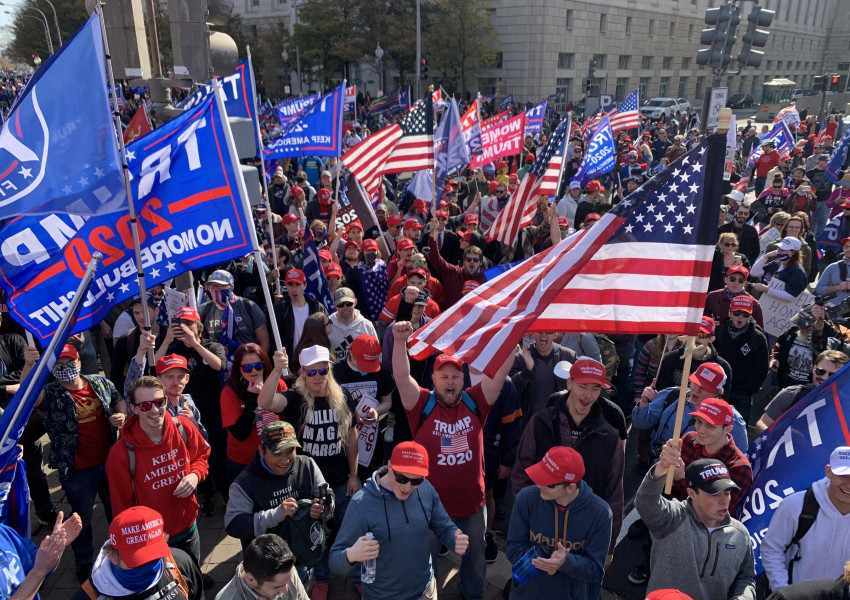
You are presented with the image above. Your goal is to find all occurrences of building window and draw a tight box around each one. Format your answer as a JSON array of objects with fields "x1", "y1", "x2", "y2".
[
  {"x1": 593, "y1": 54, "x2": 606, "y2": 69},
  {"x1": 682, "y1": 56, "x2": 691, "y2": 70},
  {"x1": 615, "y1": 77, "x2": 629, "y2": 101},
  {"x1": 642, "y1": 56, "x2": 653, "y2": 70},
  {"x1": 776, "y1": 60, "x2": 783, "y2": 72},
  {"x1": 487, "y1": 8, "x2": 496, "y2": 26},
  {"x1": 618, "y1": 55, "x2": 631, "y2": 70},
  {"x1": 252, "y1": 0, "x2": 259, "y2": 5},
  {"x1": 589, "y1": 77, "x2": 605, "y2": 96},
  {"x1": 669, "y1": 22, "x2": 676, "y2": 38},
  {"x1": 660, "y1": 77, "x2": 670, "y2": 96},
  {"x1": 626, "y1": 16, "x2": 633, "y2": 33},
  {"x1": 558, "y1": 53, "x2": 574, "y2": 69},
  {"x1": 492, "y1": 52, "x2": 503, "y2": 68},
  {"x1": 663, "y1": 56, "x2": 673, "y2": 70},
  {"x1": 565, "y1": 9, "x2": 573, "y2": 28},
  {"x1": 479, "y1": 78, "x2": 497, "y2": 96},
  {"x1": 600, "y1": 13, "x2": 607, "y2": 31},
  {"x1": 556, "y1": 78, "x2": 571, "y2": 110},
  {"x1": 649, "y1": 20, "x2": 655, "y2": 35},
  {"x1": 796, "y1": 60, "x2": 801, "y2": 71},
  {"x1": 639, "y1": 77, "x2": 650, "y2": 98},
  {"x1": 678, "y1": 77, "x2": 688, "y2": 97},
  {"x1": 784, "y1": 0, "x2": 791, "y2": 20},
  {"x1": 766, "y1": 60, "x2": 773, "y2": 71},
  {"x1": 695, "y1": 76, "x2": 705, "y2": 99},
  {"x1": 688, "y1": 24, "x2": 694, "y2": 39}
]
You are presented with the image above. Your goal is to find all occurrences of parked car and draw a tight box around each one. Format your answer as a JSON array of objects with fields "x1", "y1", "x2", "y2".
[
  {"x1": 727, "y1": 93, "x2": 755, "y2": 109},
  {"x1": 639, "y1": 97, "x2": 692, "y2": 120}
]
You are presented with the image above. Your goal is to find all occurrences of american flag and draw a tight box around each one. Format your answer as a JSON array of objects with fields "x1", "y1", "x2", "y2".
[
  {"x1": 368, "y1": 89, "x2": 401, "y2": 115},
  {"x1": 342, "y1": 97, "x2": 433, "y2": 198},
  {"x1": 410, "y1": 134, "x2": 726, "y2": 377},
  {"x1": 441, "y1": 435, "x2": 469, "y2": 453},
  {"x1": 608, "y1": 90, "x2": 640, "y2": 133},
  {"x1": 581, "y1": 109, "x2": 604, "y2": 146},
  {"x1": 815, "y1": 112, "x2": 830, "y2": 146},
  {"x1": 485, "y1": 116, "x2": 571, "y2": 245},
  {"x1": 546, "y1": 90, "x2": 564, "y2": 105}
]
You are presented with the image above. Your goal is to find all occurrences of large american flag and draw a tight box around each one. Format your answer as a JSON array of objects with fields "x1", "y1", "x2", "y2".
[
  {"x1": 342, "y1": 97, "x2": 433, "y2": 198},
  {"x1": 485, "y1": 116, "x2": 571, "y2": 245},
  {"x1": 608, "y1": 90, "x2": 640, "y2": 133},
  {"x1": 409, "y1": 134, "x2": 726, "y2": 377}
]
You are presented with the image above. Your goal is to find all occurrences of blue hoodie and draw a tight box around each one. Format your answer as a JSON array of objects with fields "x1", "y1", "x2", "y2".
[
  {"x1": 506, "y1": 480, "x2": 612, "y2": 600},
  {"x1": 329, "y1": 467, "x2": 458, "y2": 600}
]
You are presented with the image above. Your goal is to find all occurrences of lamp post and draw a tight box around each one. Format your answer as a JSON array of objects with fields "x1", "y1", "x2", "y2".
[
  {"x1": 42, "y1": 0, "x2": 61, "y2": 46},
  {"x1": 375, "y1": 42, "x2": 384, "y2": 96},
  {"x1": 8, "y1": 10, "x2": 52, "y2": 55}
]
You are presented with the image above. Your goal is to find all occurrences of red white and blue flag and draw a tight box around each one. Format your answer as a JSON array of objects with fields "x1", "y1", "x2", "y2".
[
  {"x1": 608, "y1": 90, "x2": 640, "y2": 132},
  {"x1": 410, "y1": 134, "x2": 726, "y2": 376},
  {"x1": 441, "y1": 435, "x2": 469, "y2": 453}
]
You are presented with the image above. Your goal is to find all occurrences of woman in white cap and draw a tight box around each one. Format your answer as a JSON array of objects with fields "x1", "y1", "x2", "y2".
[
  {"x1": 750, "y1": 236, "x2": 808, "y2": 302},
  {"x1": 766, "y1": 212, "x2": 815, "y2": 279}
]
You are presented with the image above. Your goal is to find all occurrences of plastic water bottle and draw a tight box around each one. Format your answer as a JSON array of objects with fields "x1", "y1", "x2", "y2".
[
  {"x1": 511, "y1": 542, "x2": 552, "y2": 584},
  {"x1": 361, "y1": 532, "x2": 377, "y2": 584}
]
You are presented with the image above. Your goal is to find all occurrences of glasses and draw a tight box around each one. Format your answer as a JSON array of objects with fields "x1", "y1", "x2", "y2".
[
  {"x1": 444, "y1": 192, "x2": 456, "y2": 197},
  {"x1": 134, "y1": 397, "x2": 167, "y2": 412},
  {"x1": 697, "y1": 332, "x2": 712, "y2": 340},
  {"x1": 412, "y1": 260, "x2": 427, "y2": 266},
  {"x1": 393, "y1": 473, "x2": 424, "y2": 486},
  {"x1": 772, "y1": 185, "x2": 783, "y2": 189},
  {"x1": 727, "y1": 276, "x2": 745, "y2": 283},
  {"x1": 337, "y1": 302, "x2": 354, "y2": 308},
  {"x1": 814, "y1": 367, "x2": 836, "y2": 377},
  {"x1": 305, "y1": 368, "x2": 329, "y2": 377},
  {"x1": 496, "y1": 190, "x2": 507, "y2": 194},
  {"x1": 241, "y1": 362, "x2": 264, "y2": 373},
  {"x1": 731, "y1": 310, "x2": 750, "y2": 317},
  {"x1": 465, "y1": 257, "x2": 480, "y2": 263},
  {"x1": 324, "y1": 321, "x2": 332, "y2": 327},
  {"x1": 723, "y1": 243, "x2": 739, "y2": 247}
]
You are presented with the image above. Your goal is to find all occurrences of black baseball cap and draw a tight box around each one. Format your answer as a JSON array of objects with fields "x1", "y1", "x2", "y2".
[{"x1": 686, "y1": 459, "x2": 739, "y2": 495}]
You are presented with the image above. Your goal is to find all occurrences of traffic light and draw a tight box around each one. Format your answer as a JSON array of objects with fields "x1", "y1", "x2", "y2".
[
  {"x1": 420, "y1": 58, "x2": 428, "y2": 80},
  {"x1": 737, "y1": 4, "x2": 774, "y2": 68},
  {"x1": 831, "y1": 75, "x2": 841, "y2": 92},
  {"x1": 813, "y1": 75, "x2": 825, "y2": 93},
  {"x1": 697, "y1": 4, "x2": 741, "y2": 68},
  {"x1": 589, "y1": 60, "x2": 596, "y2": 79},
  {"x1": 583, "y1": 78, "x2": 591, "y2": 93}
]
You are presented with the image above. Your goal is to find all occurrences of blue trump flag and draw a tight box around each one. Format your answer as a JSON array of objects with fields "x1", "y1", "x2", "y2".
[
  {"x1": 827, "y1": 126, "x2": 850, "y2": 183},
  {"x1": 0, "y1": 94, "x2": 255, "y2": 342},
  {"x1": 499, "y1": 95, "x2": 515, "y2": 111},
  {"x1": 276, "y1": 94, "x2": 319, "y2": 125},
  {"x1": 747, "y1": 121, "x2": 794, "y2": 167},
  {"x1": 524, "y1": 101, "x2": 547, "y2": 135},
  {"x1": 301, "y1": 227, "x2": 336, "y2": 313},
  {"x1": 817, "y1": 212, "x2": 850, "y2": 254},
  {"x1": 435, "y1": 98, "x2": 470, "y2": 186},
  {"x1": 571, "y1": 116, "x2": 616, "y2": 185},
  {"x1": 263, "y1": 84, "x2": 345, "y2": 159},
  {"x1": 0, "y1": 12, "x2": 124, "y2": 219},
  {"x1": 739, "y1": 362, "x2": 850, "y2": 573}
]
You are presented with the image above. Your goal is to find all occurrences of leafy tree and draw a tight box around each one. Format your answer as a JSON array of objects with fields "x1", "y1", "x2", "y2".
[
  {"x1": 5, "y1": 0, "x2": 88, "y2": 64},
  {"x1": 292, "y1": 0, "x2": 361, "y2": 90}
]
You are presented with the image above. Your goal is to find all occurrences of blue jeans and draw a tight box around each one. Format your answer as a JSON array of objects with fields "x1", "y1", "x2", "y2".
[
  {"x1": 430, "y1": 506, "x2": 486, "y2": 600},
  {"x1": 59, "y1": 463, "x2": 112, "y2": 568},
  {"x1": 169, "y1": 523, "x2": 201, "y2": 565},
  {"x1": 814, "y1": 200, "x2": 831, "y2": 236},
  {"x1": 313, "y1": 482, "x2": 353, "y2": 583}
]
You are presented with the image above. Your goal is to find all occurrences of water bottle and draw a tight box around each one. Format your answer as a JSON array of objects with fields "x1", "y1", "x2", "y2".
[
  {"x1": 361, "y1": 532, "x2": 377, "y2": 584},
  {"x1": 512, "y1": 542, "x2": 552, "y2": 584}
]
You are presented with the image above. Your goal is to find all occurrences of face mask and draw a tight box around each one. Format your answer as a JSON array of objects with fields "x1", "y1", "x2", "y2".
[
  {"x1": 363, "y1": 253, "x2": 377, "y2": 269},
  {"x1": 777, "y1": 253, "x2": 790, "y2": 262},
  {"x1": 53, "y1": 363, "x2": 80, "y2": 383},
  {"x1": 211, "y1": 288, "x2": 234, "y2": 310}
]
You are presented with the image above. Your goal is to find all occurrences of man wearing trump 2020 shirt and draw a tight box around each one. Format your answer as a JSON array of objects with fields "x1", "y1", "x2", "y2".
[{"x1": 391, "y1": 321, "x2": 513, "y2": 600}]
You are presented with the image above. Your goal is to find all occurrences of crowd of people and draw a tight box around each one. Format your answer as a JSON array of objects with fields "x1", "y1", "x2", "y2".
[{"x1": 1, "y1": 71, "x2": 850, "y2": 600}]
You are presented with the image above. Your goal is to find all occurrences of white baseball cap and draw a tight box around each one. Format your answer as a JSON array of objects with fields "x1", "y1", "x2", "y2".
[
  {"x1": 776, "y1": 237, "x2": 802, "y2": 252},
  {"x1": 830, "y1": 447, "x2": 850, "y2": 475},
  {"x1": 299, "y1": 345, "x2": 331, "y2": 368}
]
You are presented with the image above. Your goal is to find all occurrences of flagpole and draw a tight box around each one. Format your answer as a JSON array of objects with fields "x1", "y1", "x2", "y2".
[
  {"x1": 664, "y1": 335, "x2": 696, "y2": 494},
  {"x1": 247, "y1": 46, "x2": 282, "y2": 296},
  {"x1": 212, "y1": 80, "x2": 285, "y2": 360},
  {"x1": 428, "y1": 85, "x2": 437, "y2": 216},
  {"x1": 97, "y1": 3, "x2": 155, "y2": 367},
  {"x1": 553, "y1": 113, "x2": 573, "y2": 200},
  {"x1": 0, "y1": 254, "x2": 101, "y2": 451},
  {"x1": 332, "y1": 80, "x2": 346, "y2": 227}
]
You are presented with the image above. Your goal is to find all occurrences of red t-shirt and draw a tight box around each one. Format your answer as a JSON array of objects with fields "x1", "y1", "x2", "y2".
[
  {"x1": 405, "y1": 384, "x2": 491, "y2": 518},
  {"x1": 755, "y1": 151, "x2": 781, "y2": 177},
  {"x1": 221, "y1": 380, "x2": 287, "y2": 465},
  {"x1": 70, "y1": 383, "x2": 110, "y2": 469}
]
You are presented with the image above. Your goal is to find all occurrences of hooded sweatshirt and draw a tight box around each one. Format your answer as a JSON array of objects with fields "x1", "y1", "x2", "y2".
[
  {"x1": 761, "y1": 476, "x2": 850, "y2": 590},
  {"x1": 328, "y1": 309, "x2": 378, "y2": 362},
  {"x1": 329, "y1": 467, "x2": 458, "y2": 600},
  {"x1": 506, "y1": 481, "x2": 611, "y2": 600},
  {"x1": 106, "y1": 415, "x2": 210, "y2": 537}
]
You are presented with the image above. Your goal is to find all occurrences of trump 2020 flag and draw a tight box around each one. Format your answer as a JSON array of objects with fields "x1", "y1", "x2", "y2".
[
  {"x1": 747, "y1": 121, "x2": 793, "y2": 167},
  {"x1": 301, "y1": 227, "x2": 336, "y2": 313},
  {"x1": 0, "y1": 12, "x2": 124, "y2": 219},
  {"x1": 739, "y1": 362, "x2": 850, "y2": 573},
  {"x1": 826, "y1": 126, "x2": 850, "y2": 183},
  {"x1": 0, "y1": 94, "x2": 254, "y2": 342},
  {"x1": 571, "y1": 116, "x2": 616, "y2": 186},
  {"x1": 434, "y1": 98, "x2": 470, "y2": 187},
  {"x1": 177, "y1": 59, "x2": 257, "y2": 122},
  {"x1": 276, "y1": 94, "x2": 320, "y2": 126},
  {"x1": 524, "y1": 101, "x2": 547, "y2": 135},
  {"x1": 263, "y1": 84, "x2": 345, "y2": 159}
]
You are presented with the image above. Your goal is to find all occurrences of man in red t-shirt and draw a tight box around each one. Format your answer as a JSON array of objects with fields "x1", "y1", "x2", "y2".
[
  {"x1": 754, "y1": 140, "x2": 781, "y2": 197},
  {"x1": 391, "y1": 321, "x2": 513, "y2": 600}
]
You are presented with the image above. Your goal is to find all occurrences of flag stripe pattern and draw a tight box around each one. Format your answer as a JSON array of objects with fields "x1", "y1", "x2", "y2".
[
  {"x1": 384, "y1": 100, "x2": 434, "y2": 173},
  {"x1": 341, "y1": 124, "x2": 403, "y2": 198},
  {"x1": 486, "y1": 117, "x2": 570, "y2": 245},
  {"x1": 409, "y1": 135, "x2": 726, "y2": 377},
  {"x1": 608, "y1": 90, "x2": 640, "y2": 132}
]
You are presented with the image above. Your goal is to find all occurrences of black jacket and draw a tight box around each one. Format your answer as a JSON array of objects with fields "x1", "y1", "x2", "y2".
[
  {"x1": 714, "y1": 320, "x2": 770, "y2": 396},
  {"x1": 272, "y1": 296, "x2": 327, "y2": 359},
  {"x1": 655, "y1": 345, "x2": 734, "y2": 399},
  {"x1": 718, "y1": 221, "x2": 761, "y2": 264},
  {"x1": 767, "y1": 576, "x2": 848, "y2": 600}
]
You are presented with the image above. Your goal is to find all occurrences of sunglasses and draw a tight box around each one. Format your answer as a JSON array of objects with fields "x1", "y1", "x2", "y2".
[
  {"x1": 444, "y1": 192, "x2": 456, "y2": 197},
  {"x1": 814, "y1": 367, "x2": 835, "y2": 377},
  {"x1": 731, "y1": 310, "x2": 750, "y2": 317},
  {"x1": 306, "y1": 368, "x2": 329, "y2": 377},
  {"x1": 134, "y1": 397, "x2": 167, "y2": 412},
  {"x1": 496, "y1": 190, "x2": 507, "y2": 194},
  {"x1": 412, "y1": 260, "x2": 427, "y2": 266},
  {"x1": 727, "y1": 276, "x2": 746, "y2": 283},
  {"x1": 241, "y1": 362, "x2": 264, "y2": 373},
  {"x1": 723, "y1": 243, "x2": 739, "y2": 247},
  {"x1": 337, "y1": 302, "x2": 354, "y2": 308},
  {"x1": 394, "y1": 473, "x2": 424, "y2": 486},
  {"x1": 465, "y1": 257, "x2": 480, "y2": 263}
]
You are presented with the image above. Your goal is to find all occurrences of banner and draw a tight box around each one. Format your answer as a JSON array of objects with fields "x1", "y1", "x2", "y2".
[
  {"x1": 481, "y1": 110, "x2": 511, "y2": 131},
  {"x1": 460, "y1": 98, "x2": 483, "y2": 157},
  {"x1": 747, "y1": 122, "x2": 794, "y2": 167},
  {"x1": 276, "y1": 94, "x2": 319, "y2": 125},
  {"x1": 0, "y1": 95, "x2": 254, "y2": 342},
  {"x1": 826, "y1": 126, "x2": 850, "y2": 183},
  {"x1": 434, "y1": 98, "x2": 470, "y2": 185},
  {"x1": 301, "y1": 227, "x2": 336, "y2": 313},
  {"x1": 524, "y1": 101, "x2": 547, "y2": 135},
  {"x1": 739, "y1": 362, "x2": 850, "y2": 573},
  {"x1": 263, "y1": 84, "x2": 344, "y2": 159},
  {"x1": 571, "y1": 116, "x2": 616, "y2": 185},
  {"x1": 177, "y1": 59, "x2": 257, "y2": 124},
  {"x1": 817, "y1": 213, "x2": 850, "y2": 254},
  {"x1": 759, "y1": 279, "x2": 815, "y2": 338},
  {"x1": 774, "y1": 104, "x2": 801, "y2": 128},
  {"x1": 470, "y1": 113, "x2": 525, "y2": 169},
  {"x1": 498, "y1": 95, "x2": 514, "y2": 111},
  {"x1": 344, "y1": 85, "x2": 356, "y2": 113},
  {"x1": 0, "y1": 12, "x2": 125, "y2": 219}
]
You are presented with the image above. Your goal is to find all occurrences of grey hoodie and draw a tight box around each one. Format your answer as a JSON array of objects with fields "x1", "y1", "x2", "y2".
[{"x1": 635, "y1": 469, "x2": 756, "y2": 600}]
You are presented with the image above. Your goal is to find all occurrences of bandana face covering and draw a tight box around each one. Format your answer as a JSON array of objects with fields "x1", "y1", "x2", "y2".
[
  {"x1": 211, "y1": 288, "x2": 234, "y2": 310},
  {"x1": 363, "y1": 253, "x2": 377, "y2": 269},
  {"x1": 53, "y1": 362, "x2": 81, "y2": 383}
]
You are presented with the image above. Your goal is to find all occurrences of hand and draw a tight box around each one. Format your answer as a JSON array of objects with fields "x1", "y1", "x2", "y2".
[
  {"x1": 531, "y1": 542, "x2": 568, "y2": 575},
  {"x1": 497, "y1": 464, "x2": 512, "y2": 479},
  {"x1": 653, "y1": 438, "x2": 683, "y2": 478},
  {"x1": 138, "y1": 330, "x2": 157, "y2": 353},
  {"x1": 279, "y1": 498, "x2": 298, "y2": 518},
  {"x1": 108, "y1": 413, "x2": 126, "y2": 428},
  {"x1": 640, "y1": 384, "x2": 658, "y2": 405},
  {"x1": 454, "y1": 529, "x2": 469, "y2": 555},
  {"x1": 346, "y1": 474, "x2": 361, "y2": 496},
  {"x1": 68, "y1": 334, "x2": 83, "y2": 347},
  {"x1": 268, "y1": 267, "x2": 280, "y2": 282},
  {"x1": 23, "y1": 346, "x2": 40, "y2": 367},
  {"x1": 309, "y1": 499, "x2": 324, "y2": 520},
  {"x1": 179, "y1": 324, "x2": 200, "y2": 348},
  {"x1": 273, "y1": 350, "x2": 289, "y2": 373},
  {"x1": 347, "y1": 534, "x2": 380, "y2": 563},
  {"x1": 246, "y1": 378, "x2": 263, "y2": 394},
  {"x1": 177, "y1": 407, "x2": 195, "y2": 423},
  {"x1": 361, "y1": 407, "x2": 379, "y2": 423},
  {"x1": 751, "y1": 283, "x2": 768, "y2": 293},
  {"x1": 55, "y1": 511, "x2": 82, "y2": 545},
  {"x1": 769, "y1": 359, "x2": 779, "y2": 373},
  {"x1": 31, "y1": 527, "x2": 66, "y2": 577},
  {"x1": 393, "y1": 321, "x2": 413, "y2": 341},
  {"x1": 403, "y1": 286, "x2": 419, "y2": 303},
  {"x1": 430, "y1": 218, "x2": 440, "y2": 239},
  {"x1": 521, "y1": 345, "x2": 534, "y2": 371},
  {"x1": 173, "y1": 473, "x2": 199, "y2": 498}
]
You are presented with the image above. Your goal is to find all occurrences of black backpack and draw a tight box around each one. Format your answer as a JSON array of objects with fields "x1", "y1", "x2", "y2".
[{"x1": 784, "y1": 486, "x2": 821, "y2": 584}]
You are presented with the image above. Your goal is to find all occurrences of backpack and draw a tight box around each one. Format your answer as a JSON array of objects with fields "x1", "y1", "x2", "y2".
[
  {"x1": 593, "y1": 334, "x2": 619, "y2": 382},
  {"x1": 784, "y1": 486, "x2": 820, "y2": 584},
  {"x1": 418, "y1": 390, "x2": 480, "y2": 428},
  {"x1": 286, "y1": 488, "x2": 334, "y2": 568},
  {"x1": 81, "y1": 554, "x2": 189, "y2": 600},
  {"x1": 125, "y1": 417, "x2": 188, "y2": 491}
]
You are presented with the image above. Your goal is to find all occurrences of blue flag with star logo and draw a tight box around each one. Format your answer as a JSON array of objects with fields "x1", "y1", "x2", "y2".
[
  {"x1": 738, "y1": 362, "x2": 850, "y2": 574},
  {"x1": 0, "y1": 94, "x2": 254, "y2": 343},
  {"x1": 0, "y1": 12, "x2": 125, "y2": 219},
  {"x1": 571, "y1": 116, "x2": 616, "y2": 186},
  {"x1": 263, "y1": 84, "x2": 345, "y2": 159}
]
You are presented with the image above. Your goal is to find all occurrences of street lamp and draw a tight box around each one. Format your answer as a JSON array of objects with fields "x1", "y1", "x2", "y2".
[
  {"x1": 0, "y1": 1, "x2": 60, "y2": 46},
  {"x1": 7, "y1": 10, "x2": 52, "y2": 55},
  {"x1": 375, "y1": 42, "x2": 384, "y2": 95}
]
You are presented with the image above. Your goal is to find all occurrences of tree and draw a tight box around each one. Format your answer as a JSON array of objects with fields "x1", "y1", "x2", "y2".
[
  {"x1": 5, "y1": 0, "x2": 88, "y2": 64},
  {"x1": 292, "y1": 0, "x2": 362, "y2": 90},
  {"x1": 423, "y1": 0, "x2": 498, "y2": 96}
]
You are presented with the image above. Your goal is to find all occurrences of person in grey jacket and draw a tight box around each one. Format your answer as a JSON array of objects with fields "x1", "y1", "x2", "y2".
[
  {"x1": 329, "y1": 441, "x2": 469, "y2": 600},
  {"x1": 216, "y1": 534, "x2": 308, "y2": 600},
  {"x1": 509, "y1": 332, "x2": 578, "y2": 425},
  {"x1": 635, "y1": 440, "x2": 755, "y2": 600}
]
